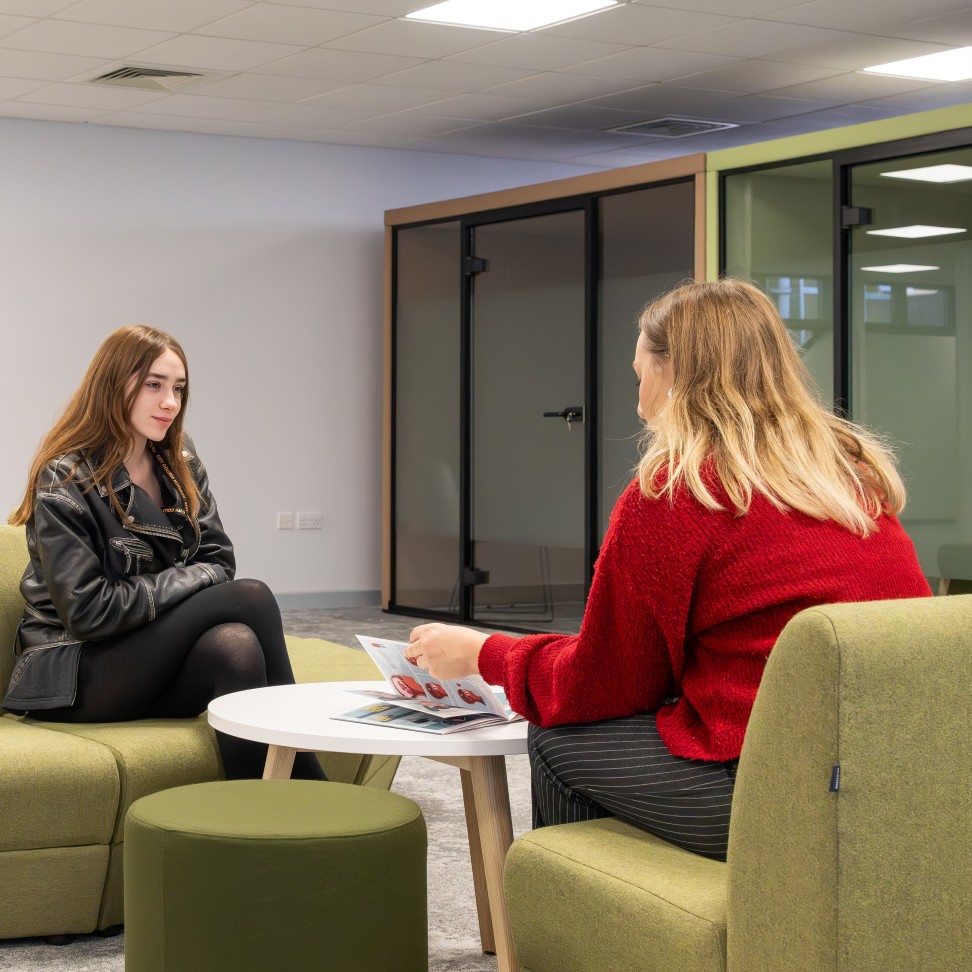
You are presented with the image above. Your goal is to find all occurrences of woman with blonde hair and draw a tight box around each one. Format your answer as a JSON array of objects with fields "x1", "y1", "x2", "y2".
[
  {"x1": 406, "y1": 278, "x2": 930, "y2": 860},
  {"x1": 3, "y1": 325, "x2": 325, "y2": 781}
]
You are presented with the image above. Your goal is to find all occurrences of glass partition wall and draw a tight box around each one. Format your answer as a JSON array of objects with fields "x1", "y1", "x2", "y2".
[
  {"x1": 722, "y1": 132, "x2": 972, "y2": 592},
  {"x1": 391, "y1": 175, "x2": 698, "y2": 632}
]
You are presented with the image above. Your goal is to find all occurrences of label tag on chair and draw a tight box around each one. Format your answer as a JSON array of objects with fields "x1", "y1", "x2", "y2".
[{"x1": 829, "y1": 764, "x2": 841, "y2": 793}]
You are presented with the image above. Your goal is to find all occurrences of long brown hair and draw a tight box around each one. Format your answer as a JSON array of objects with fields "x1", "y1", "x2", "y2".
[
  {"x1": 9, "y1": 325, "x2": 201, "y2": 525},
  {"x1": 637, "y1": 278, "x2": 905, "y2": 536}
]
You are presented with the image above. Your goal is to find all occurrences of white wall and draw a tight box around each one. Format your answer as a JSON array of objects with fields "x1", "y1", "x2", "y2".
[{"x1": 0, "y1": 117, "x2": 595, "y2": 602}]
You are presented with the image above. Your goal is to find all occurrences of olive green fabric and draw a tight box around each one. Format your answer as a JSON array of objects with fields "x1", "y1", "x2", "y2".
[
  {"x1": 33, "y1": 717, "x2": 222, "y2": 842},
  {"x1": 506, "y1": 817, "x2": 727, "y2": 972},
  {"x1": 0, "y1": 716, "x2": 118, "y2": 850},
  {"x1": 0, "y1": 845, "x2": 109, "y2": 939},
  {"x1": 1, "y1": 518, "x2": 402, "y2": 940},
  {"x1": 0, "y1": 524, "x2": 29, "y2": 696},
  {"x1": 505, "y1": 595, "x2": 972, "y2": 972},
  {"x1": 726, "y1": 607, "x2": 840, "y2": 971},
  {"x1": 125, "y1": 780, "x2": 428, "y2": 972},
  {"x1": 730, "y1": 596, "x2": 972, "y2": 971}
]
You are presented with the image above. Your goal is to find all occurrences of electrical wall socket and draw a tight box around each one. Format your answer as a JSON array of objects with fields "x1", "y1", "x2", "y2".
[
  {"x1": 276, "y1": 512, "x2": 295, "y2": 530},
  {"x1": 297, "y1": 511, "x2": 323, "y2": 530}
]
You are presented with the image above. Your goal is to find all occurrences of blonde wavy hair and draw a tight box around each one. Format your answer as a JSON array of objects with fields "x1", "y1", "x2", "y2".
[{"x1": 636, "y1": 278, "x2": 905, "y2": 536}]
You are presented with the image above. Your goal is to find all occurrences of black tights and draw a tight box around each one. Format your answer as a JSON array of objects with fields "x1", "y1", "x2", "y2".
[{"x1": 40, "y1": 579, "x2": 325, "y2": 781}]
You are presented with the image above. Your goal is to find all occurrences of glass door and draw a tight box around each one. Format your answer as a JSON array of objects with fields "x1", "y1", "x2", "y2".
[
  {"x1": 847, "y1": 145, "x2": 972, "y2": 590},
  {"x1": 467, "y1": 210, "x2": 587, "y2": 630}
]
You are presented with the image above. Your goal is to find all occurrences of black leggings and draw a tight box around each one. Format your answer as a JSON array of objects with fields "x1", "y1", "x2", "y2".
[{"x1": 39, "y1": 579, "x2": 325, "y2": 781}]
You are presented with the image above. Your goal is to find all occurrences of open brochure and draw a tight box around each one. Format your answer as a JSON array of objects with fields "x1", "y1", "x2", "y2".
[{"x1": 330, "y1": 635, "x2": 524, "y2": 735}]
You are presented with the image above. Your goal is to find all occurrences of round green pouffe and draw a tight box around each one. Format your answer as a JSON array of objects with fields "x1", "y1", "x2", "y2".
[{"x1": 124, "y1": 779, "x2": 427, "y2": 972}]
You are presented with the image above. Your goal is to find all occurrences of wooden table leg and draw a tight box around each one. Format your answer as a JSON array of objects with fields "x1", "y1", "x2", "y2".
[
  {"x1": 263, "y1": 744, "x2": 296, "y2": 780},
  {"x1": 460, "y1": 768, "x2": 495, "y2": 954},
  {"x1": 467, "y1": 755, "x2": 519, "y2": 972}
]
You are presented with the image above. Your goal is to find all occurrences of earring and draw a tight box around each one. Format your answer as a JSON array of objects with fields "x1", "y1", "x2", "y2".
[{"x1": 667, "y1": 388, "x2": 673, "y2": 399}]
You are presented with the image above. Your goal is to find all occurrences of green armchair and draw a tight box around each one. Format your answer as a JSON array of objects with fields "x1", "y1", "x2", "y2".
[
  {"x1": 504, "y1": 594, "x2": 972, "y2": 972},
  {"x1": 0, "y1": 524, "x2": 397, "y2": 941}
]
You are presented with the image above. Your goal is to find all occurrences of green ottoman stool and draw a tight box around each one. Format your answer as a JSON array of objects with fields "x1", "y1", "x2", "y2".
[{"x1": 124, "y1": 780, "x2": 427, "y2": 972}]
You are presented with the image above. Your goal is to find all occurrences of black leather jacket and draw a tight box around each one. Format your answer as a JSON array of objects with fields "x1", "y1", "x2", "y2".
[{"x1": 2, "y1": 436, "x2": 235, "y2": 711}]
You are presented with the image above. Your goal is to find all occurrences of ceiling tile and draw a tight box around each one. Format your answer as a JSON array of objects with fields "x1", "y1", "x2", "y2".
[
  {"x1": 673, "y1": 59, "x2": 845, "y2": 94},
  {"x1": 696, "y1": 93, "x2": 835, "y2": 123},
  {"x1": 761, "y1": 103, "x2": 903, "y2": 132},
  {"x1": 630, "y1": 0, "x2": 813, "y2": 16},
  {"x1": 885, "y1": 9, "x2": 972, "y2": 45},
  {"x1": 252, "y1": 47, "x2": 425, "y2": 81},
  {"x1": 564, "y1": 46, "x2": 739, "y2": 82},
  {"x1": 302, "y1": 82, "x2": 451, "y2": 111},
  {"x1": 17, "y1": 78, "x2": 167, "y2": 108},
  {"x1": 133, "y1": 35, "x2": 306, "y2": 73},
  {"x1": 267, "y1": 0, "x2": 427, "y2": 14},
  {"x1": 543, "y1": 3, "x2": 735, "y2": 45},
  {"x1": 188, "y1": 73, "x2": 345, "y2": 102},
  {"x1": 0, "y1": 48, "x2": 106, "y2": 80},
  {"x1": 53, "y1": 0, "x2": 251, "y2": 33},
  {"x1": 588, "y1": 82, "x2": 740, "y2": 112},
  {"x1": 854, "y1": 83, "x2": 972, "y2": 113},
  {"x1": 91, "y1": 109, "x2": 199, "y2": 131},
  {"x1": 659, "y1": 21, "x2": 853, "y2": 59},
  {"x1": 768, "y1": 34, "x2": 953, "y2": 71},
  {"x1": 0, "y1": 99, "x2": 108, "y2": 120},
  {"x1": 325, "y1": 19, "x2": 499, "y2": 59},
  {"x1": 341, "y1": 112, "x2": 475, "y2": 136},
  {"x1": 0, "y1": 19, "x2": 173, "y2": 57},
  {"x1": 445, "y1": 33, "x2": 633, "y2": 71},
  {"x1": 228, "y1": 100, "x2": 374, "y2": 127},
  {"x1": 0, "y1": 74, "x2": 46, "y2": 97},
  {"x1": 426, "y1": 123, "x2": 656, "y2": 160},
  {"x1": 767, "y1": 73, "x2": 940, "y2": 102},
  {"x1": 0, "y1": 14, "x2": 33, "y2": 39},
  {"x1": 196, "y1": 6, "x2": 385, "y2": 46},
  {"x1": 762, "y1": 0, "x2": 970, "y2": 31},
  {"x1": 370, "y1": 60, "x2": 538, "y2": 92},
  {"x1": 498, "y1": 102, "x2": 658, "y2": 130},
  {"x1": 487, "y1": 71, "x2": 642, "y2": 105},
  {"x1": 128, "y1": 93, "x2": 255, "y2": 119},
  {"x1": 175, "y1": 118, "x2": 322, "y2": 139},
  {"x1": 404, "y1": 91, "x2": 542, "y2": 120},
  {"x1": 0, "y1": 1, "x2": 74, "y2": 14}
]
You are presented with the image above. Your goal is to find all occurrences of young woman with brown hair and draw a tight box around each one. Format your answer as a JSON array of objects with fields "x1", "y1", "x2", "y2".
[
  {"x1": 405, "y1": 278, "x2": 931, "y2": 860},
  {"x1": 3, "y1": 325, "x2": 324, "y2": 780}
]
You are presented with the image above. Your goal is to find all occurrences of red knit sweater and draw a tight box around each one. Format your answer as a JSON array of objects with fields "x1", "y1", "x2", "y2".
[{"x1": 477, "y1": 478, "x2": 931, "y2": 761}]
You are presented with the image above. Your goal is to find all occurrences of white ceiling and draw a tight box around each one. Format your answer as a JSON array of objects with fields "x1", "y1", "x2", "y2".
[{"x1": 1, "y1": 0, "x2": 972, "y2": 168}]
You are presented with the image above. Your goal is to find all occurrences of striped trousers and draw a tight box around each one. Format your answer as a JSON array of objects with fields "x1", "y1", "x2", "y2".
[{"x1": 528, "y1": 713, "x2": 738, "y2": 861}]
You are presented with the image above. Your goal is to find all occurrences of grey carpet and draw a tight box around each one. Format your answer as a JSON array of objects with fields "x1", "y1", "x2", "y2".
[{"x1": 0, "y1": 608, "x2": 534, "y2": 972}]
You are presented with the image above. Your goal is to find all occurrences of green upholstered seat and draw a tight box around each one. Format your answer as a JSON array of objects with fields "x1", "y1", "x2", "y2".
[
  {"x1": 0, "y1": 523, "x2": 401, "y2": 939},
  {"x1": 124, "y1": 780, "x2": 428, "y2": 972},
  {"x1": 504, "y1": 595, "x2": 972, "y2": 972}
]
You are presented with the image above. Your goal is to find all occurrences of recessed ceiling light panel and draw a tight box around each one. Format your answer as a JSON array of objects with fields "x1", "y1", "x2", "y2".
[
  {"x1": 863, "y1": 47, "x2": 972, "y2": 82},
  {"x1": 405, "y1": 0, "x2": 617, "y2": 32},
  {"x1": 881, "y1": 164, "x2": 972, "y2": 183},
  {"x1": 860, "y1": 264, "x2": 940, "y2": 273},
  {"x1": 866, "y1": 225, "x2": 966, "y2": 238}
]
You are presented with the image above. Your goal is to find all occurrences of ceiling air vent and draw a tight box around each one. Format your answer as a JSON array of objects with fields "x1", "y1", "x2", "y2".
[
  {"x1": 87, "y1": 66, "x2": 207, "y2": 92},
  {"x1": 608, "y1": 117, "x2": 739, "y2": 138}
]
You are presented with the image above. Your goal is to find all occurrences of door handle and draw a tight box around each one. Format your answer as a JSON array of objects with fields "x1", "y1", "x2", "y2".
[{"x1": 542, "y1": 406, "x2": 584, "y2": 429}]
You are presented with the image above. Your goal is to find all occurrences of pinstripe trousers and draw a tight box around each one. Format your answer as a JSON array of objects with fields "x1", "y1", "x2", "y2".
[{"x1": 528, "y1": 713, "x2": 738, "y2": 861}]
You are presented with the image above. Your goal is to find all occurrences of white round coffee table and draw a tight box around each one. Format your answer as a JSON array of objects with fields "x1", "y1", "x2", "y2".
[{"x1": 209, "y1": 680, "x2": 528, "y2": 972}]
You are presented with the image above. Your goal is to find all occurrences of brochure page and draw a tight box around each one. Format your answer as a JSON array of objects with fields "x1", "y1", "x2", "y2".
[{"x1": 353, "y1": 635, "x2": 520, "y2": 722}]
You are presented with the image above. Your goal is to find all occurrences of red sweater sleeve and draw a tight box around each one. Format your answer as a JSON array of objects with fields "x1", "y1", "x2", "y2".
[{"x1": 477, "y1": 481, "x2": 706, "y2": 727}]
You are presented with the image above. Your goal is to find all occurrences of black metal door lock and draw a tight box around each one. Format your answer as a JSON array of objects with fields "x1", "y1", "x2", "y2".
[{"x1": 542, "y1": 406, "x2": 584, "y2": 430}]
